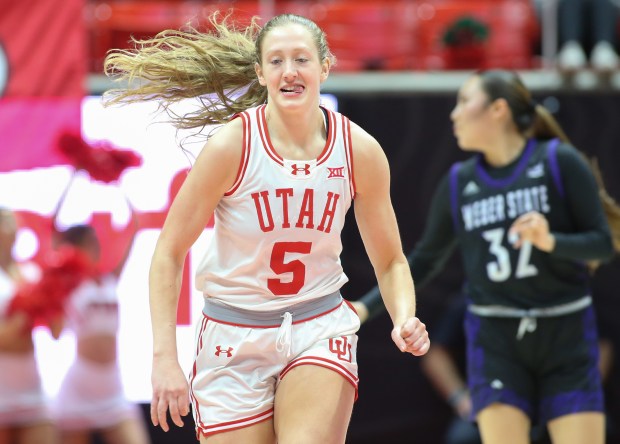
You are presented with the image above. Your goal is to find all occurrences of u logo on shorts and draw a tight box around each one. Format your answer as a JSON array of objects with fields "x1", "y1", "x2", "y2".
[{"x1": 329, "y1": 337, "x2": 352, "y2": 362}]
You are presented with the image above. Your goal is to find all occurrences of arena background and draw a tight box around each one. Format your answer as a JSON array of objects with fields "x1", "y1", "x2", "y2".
[{"x1": 2, "y1": 0, "x2": 620, "y2": 442}]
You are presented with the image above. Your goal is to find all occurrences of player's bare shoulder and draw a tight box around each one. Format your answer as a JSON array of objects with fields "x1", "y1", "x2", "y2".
[
  {"x1": 202, "y1": 117, "x2": 245, "y2": 159},
  {"x1": 348, "y1": 120, "x2": 383, "y2": 160},
  {"x1": 190, "y1": 116, "x2": 246, "y2": 194},
  {"x1": 347, "y1": 120, "x2": 389, "y2": 188}
]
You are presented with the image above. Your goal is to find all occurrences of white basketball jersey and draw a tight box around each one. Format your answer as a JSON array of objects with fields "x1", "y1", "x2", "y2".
[{"x1": 195, "y1": 105, "x2": 355, "y2": 311}]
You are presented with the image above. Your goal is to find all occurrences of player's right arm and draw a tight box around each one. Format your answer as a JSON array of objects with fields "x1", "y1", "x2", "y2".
[{"x1": 149, "y1": 118, "x2": 243, "y2": 431}]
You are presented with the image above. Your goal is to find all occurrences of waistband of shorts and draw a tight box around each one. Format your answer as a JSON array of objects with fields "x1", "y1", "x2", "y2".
[
  {"x1": 202, "y1": 291, "x2": 343, "y2": 327},
  {"x1": 467, "y1": 295, "x2": 592, "y2": 318}
]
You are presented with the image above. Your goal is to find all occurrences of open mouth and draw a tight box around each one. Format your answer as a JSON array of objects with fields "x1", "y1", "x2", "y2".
[{"x1": 280, "y1": 85, "x2": 305, "y2": 95}]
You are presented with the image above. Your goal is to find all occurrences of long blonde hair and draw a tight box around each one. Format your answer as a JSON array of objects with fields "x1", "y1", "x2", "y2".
[
  {"x1": 103, "y1": 12, "x2": 335, "y2": 130},
  {"x1": 478, "y1": 69, "x2": 620, "y2": 253}
]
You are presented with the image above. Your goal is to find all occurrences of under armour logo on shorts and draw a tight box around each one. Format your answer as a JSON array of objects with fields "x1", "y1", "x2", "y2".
[{"x1": 214, "y1": 346, "x2": 234, "y2": 357}]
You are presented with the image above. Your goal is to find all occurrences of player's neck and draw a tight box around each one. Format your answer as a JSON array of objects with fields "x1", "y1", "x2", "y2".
[
  {"x1": 264, "y1": 105, "x2": 325, "y2": 159},
  {"x1": 483, "y1": 133, "x2": 527, "y2": 167}
]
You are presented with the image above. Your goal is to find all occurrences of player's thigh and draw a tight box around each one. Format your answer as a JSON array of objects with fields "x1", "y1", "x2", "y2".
[
  {"x1": 477, "y1": 403, "x2": 530, "y2": 444},
  {"x1": 274, "y1": 364, "x2": 355, "y2": 444},
  {"x1": 200, "y1": 418, "x2": 275, "y2": 444},
  {"x1": 547, "y1": 412, "x2": 605, "y2": 444}
]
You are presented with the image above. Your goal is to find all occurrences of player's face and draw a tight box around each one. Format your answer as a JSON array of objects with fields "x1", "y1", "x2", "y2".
[
  {"x1": 450, "y1": 76, "x2": 494, "y2": 151},
  {"x1": 255, "y1": 23, "x2": 329, "y2": 111}
]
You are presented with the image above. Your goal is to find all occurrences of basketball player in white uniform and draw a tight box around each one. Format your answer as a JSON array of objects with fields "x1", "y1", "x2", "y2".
[
  {"x1": 104, "y1": 13, "x2": 430, "y2": 443},
  {"x1": 190, "y1": 103, "x2": 360, "y2": 437}
]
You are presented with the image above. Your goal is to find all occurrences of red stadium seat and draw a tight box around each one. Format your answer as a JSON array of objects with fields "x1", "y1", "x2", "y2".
[
  {"x1": 87, "y1": 0, "x2": 538, "y2": 73},
  {"x1": 412, "y1": 0, "x2": 540, "y2": 70},
  {"x1": 306, "y1": 0, "x2": 419, "y2": 71},
  {"x1": 87, "y1": 0, "x2": 261, "y2": 73}
]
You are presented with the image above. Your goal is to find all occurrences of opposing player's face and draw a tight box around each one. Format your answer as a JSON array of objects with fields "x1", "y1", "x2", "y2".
[
  {"x1": 255, "y1": 23, "x2": 329, "y2": 111},
  {"x1": 450, "y1": 76, "x2": 493, "y2": 150}
]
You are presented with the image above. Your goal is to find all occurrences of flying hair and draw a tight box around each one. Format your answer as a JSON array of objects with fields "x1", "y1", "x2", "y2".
[{"x1": 102, "y1": 11, "x2": 335, "y2": 130}]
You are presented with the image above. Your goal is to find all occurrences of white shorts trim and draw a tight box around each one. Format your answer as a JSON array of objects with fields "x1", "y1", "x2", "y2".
[{"x1": 196, "y1": 408, "x2": 274, "y2": 438}]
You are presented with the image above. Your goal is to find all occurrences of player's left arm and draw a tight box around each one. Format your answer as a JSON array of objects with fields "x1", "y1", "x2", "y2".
[{"x1": 350, "y1": 121, "x2": 429, "y2": 356}]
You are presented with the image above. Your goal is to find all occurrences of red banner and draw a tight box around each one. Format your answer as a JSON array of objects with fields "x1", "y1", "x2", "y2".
[{"x1": 0, "y1": 0, "x2": 86, "y2": 172}]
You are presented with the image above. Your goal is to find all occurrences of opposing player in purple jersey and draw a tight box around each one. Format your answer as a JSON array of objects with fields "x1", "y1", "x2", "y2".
[{"x1": 355, "y1": 70, "x2": 620, "y2": 444}]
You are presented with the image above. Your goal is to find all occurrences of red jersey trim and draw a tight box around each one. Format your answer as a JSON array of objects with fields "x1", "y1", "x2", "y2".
[
  {"x1": 225, "y1": 111, "x2": 251, "y2": 196},
  {"x1": 257, "y1": 105, "x2": 283, "y2": 166},
  {"x1": 258, "y1": 105, "x2": 335, "y2": 166},
  {"x1": 196, "y1": 408, "x2": 274, "y2": 439},
  {"x1": 342, "y1": 116, "x2": 356, "y2": 198},
  {"x1": 316, "y1": 107, "x2": 336, "y2": 166}
]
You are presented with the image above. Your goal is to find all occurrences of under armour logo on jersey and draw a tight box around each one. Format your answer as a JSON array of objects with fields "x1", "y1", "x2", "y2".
[
  {"x1": 284, "y1": 159, "x2": 316, "y2": 178},
  {"x1": 291, "y1": 163, "x2": 311, "y2": 176},
  {"x1": 214, "y1": 346, "x2": 233, "y2": 357},
  {"x1": 526, "y1": 162, "x2": 545, "y2": 178},
  {"x1": 327, "y1": 166, "x2": 345, "y2": 179},
  {"x1": 463, "y1": 181, "x2": 480, "y2": 196},
  {"x1": 329, "y1": 336, "x2": 352, "y2": 362}
]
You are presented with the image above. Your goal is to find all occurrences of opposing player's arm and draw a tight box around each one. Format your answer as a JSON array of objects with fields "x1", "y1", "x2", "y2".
[
  {"x1": 551, "y1": 144, "x2": 614, "y2": 261},
  {"x1": 350, "y1": 122, "x2": 429, "y2": 356},
  {"x1": 356, "y1": 172, "x2": 458, "y2": 324}
]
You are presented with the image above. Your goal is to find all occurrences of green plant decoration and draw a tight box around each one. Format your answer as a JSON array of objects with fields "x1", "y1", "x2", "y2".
[{"x1": 442, "y1": 16, "x2": 490, "y2": 47}]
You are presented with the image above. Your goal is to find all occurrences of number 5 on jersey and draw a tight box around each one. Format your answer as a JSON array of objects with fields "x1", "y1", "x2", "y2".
[{"x1": 268, "y1": 241, "x2": 312, "y2": 295}]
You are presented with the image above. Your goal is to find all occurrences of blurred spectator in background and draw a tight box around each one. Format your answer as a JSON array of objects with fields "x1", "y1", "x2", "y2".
[
  {"x1": 52, "y1": 217, "x2": 151, "y2": 444},
  {"x1": 0, "y1": 208, "x2": 59, "y2": 444},
  {"x1": 556, "y1": 0, "x2": 619, "y2": 70}
]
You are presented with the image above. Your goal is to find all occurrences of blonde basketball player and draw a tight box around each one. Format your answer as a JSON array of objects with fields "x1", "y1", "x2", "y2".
[{"x1": 103, "y1": 12, "x2": 430, "y2": 443}]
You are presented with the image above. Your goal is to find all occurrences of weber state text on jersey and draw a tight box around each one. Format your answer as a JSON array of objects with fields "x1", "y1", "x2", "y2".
[
  {"x1": 449, "y1": 139, "x2": 593, "y2": 309},
  {"x1": 195, "y1": 105, "x2": 354, "y2": 310}
]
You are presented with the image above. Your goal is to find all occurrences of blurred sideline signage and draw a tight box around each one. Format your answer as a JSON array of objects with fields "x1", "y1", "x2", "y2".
[
  {"x1": 0, "y1": 94, "x2": 337, "y2": 402},
  {"x1": 0, "y1": 0, "x2": 87, "y2": 172}
]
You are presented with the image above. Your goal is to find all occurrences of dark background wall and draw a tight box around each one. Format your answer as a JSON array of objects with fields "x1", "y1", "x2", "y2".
[{"x1": 124, "y1": 91, "x2": 620, "y2": 444}]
